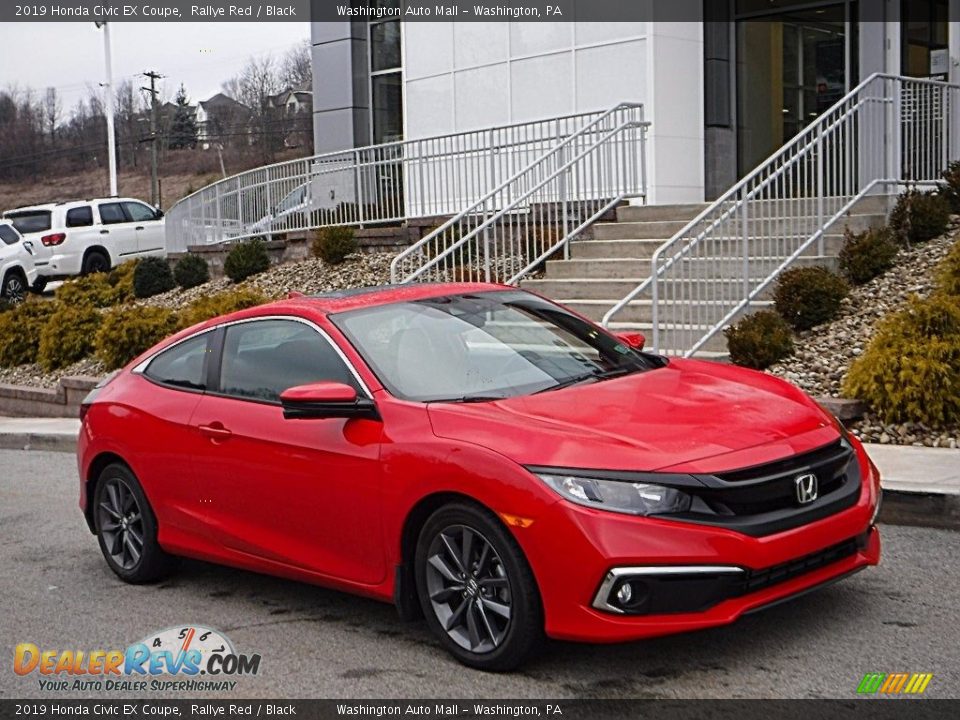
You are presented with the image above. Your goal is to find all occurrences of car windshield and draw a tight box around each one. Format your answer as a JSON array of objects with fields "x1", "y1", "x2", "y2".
[{"x1": 332, "y1": 290, "x2": 662, "y2": 402}]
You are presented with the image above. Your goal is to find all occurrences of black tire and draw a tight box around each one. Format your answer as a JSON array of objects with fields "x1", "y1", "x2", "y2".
[
  {"x1": 415, "y1": 502, "x2": 543, "y2": 671},
  {"x1": 93, "y1": 463, "x2": 177, "y2": 583},
  {"x1": 1, "y1": 270, "x2": 27, "y2": 304},
  {"x1": 31, "y1": 277, "x2": 48, "y2": 294},
  {"x1": 82, "y1": 250, "x2": 110, "y2": 275}
]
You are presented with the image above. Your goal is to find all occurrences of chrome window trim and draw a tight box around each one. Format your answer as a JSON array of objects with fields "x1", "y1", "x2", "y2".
[
  {"x1": 133, "y1": 315, "x2": 373, "y2": 400},
  {"x1": 592, "y1": 565, "x2": 745, "y2": 614}
]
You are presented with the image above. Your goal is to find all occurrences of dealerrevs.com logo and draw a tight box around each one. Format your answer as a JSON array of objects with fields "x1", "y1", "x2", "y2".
[
  {"x1": 14, "y1": 625, "x2": 261, "y2": 693},
  {"x1": 857, "y1": 672, "x2": 934, "y2": 696}
]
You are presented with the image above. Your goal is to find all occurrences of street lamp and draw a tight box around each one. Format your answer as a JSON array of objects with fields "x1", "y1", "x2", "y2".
[{"x1": 95, "y1": 21, "x2": 118, "y2": 196}]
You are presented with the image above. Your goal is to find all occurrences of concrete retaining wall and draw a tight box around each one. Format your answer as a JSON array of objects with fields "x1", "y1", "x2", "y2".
[{"x1": 0, "y1": 376, "x2": 99, "y2": 418}]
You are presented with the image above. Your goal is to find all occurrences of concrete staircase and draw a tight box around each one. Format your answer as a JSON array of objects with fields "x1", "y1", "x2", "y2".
[{"x1": 521, "y1": 194, "x2": 892, "y2": 356}]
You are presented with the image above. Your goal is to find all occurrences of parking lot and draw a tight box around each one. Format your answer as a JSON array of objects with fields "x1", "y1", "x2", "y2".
[{"x1": 2, "y1": 448, "x2": 958, "y2": 699}]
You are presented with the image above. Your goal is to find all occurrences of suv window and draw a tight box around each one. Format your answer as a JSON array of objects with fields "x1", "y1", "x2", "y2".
[
  {"x1": 144, "y1": 333, "x2": 210, "y2": 391},
  {"x1": 66, "y1": 206, "x2": 94, "y2": 227},
  {"x1": 98, "y1": 203, "x2": 127, "y2": 225},
  {"x1": 6, "y1": 210, "x2": 51, "y2": 234},
  {"x1": 0, "y1": 225, "x2": 20, "y2": 245},
  {"x1": 219, "y1": 320, "x2": 359, "y2": 402},
  {"x1": 123, "y1": 202, "x2": 157, "y2": 223}
]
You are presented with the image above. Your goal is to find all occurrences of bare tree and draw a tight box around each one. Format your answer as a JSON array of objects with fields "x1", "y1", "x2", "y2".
[
  {"x1": 43, "y1": 87, "x2": 61, "y2": 143},
  {"x1": 281, "y1": 40, "x2": 312, "y2": 91}
]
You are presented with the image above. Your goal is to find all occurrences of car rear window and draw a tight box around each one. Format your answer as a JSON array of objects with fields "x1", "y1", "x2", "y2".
[
  {"x1": 6, "y1": 210, "x2": 51, "y2": 234},
  {"x1": 0, "y1": 225, "x2": 20, "y2": 245},
  {"x1": 66, "y1": 206, "x2": 94, "y2": 227}
]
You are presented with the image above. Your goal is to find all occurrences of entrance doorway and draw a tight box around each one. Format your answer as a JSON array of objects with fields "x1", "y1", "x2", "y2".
[{"x1": 736, "y1": 2, "x2": 857, "y2": 175}]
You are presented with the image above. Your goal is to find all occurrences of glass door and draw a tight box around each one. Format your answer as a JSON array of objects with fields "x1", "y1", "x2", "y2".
[{"x1": 736, "y1": 3, "x2": 853, "y2": 175}]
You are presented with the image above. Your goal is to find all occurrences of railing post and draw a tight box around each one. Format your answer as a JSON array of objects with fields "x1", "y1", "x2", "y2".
[
  {"x1": 484, "y1": 129, "x2": 495, "y2": 282},
  {"x1": 214, "y1": 182, "x2": 222, "y2": 244},
  {"x1": 355, "y1": 149, "x2": 365, "y2": 227},
  {"x1": 816, "y1": 123, "x2": 824, "y2": 256},
  {"x1": 741, "y1": 195, "x2": 749, "y2": 300}
]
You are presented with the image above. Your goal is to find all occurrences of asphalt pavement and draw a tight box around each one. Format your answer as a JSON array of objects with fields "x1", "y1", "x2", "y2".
[{"x1": 1, "y1": 449, "x2": 958, "y2": 699}]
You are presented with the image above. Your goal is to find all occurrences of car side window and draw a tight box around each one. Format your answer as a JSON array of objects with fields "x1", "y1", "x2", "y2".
[
  {"x1": 123, "y1": 202, "x2": 157, "y2": 223},
  {"x1": 0, "y1": 225, "x2": 20, "y2": 245},
  {"x1": 144, "y1": 333, "x2": 211, "y2": 391},
  {"x1": 98, "y1": 203, "x2": 127, "y2": 225},
  {"x1": 66, "y1": 206, "x2": 94, "y2": 228},
  {"x1": 219, "y1": 319, "x2": 360, "y2": 403}
]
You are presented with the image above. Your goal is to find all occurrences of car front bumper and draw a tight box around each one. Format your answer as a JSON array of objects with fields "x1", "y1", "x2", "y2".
[{"x1": 518, "y1": 445, "x2": 882, "y2": 643}]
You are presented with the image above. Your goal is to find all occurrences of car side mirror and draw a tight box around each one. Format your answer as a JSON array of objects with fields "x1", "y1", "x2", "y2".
[
  {"x1": 614, "y1": 331, "x2": 645, "y2": 350},
  {"x1": 280, "y1": 382, "x2": 379, "y2": 421},
  {"x1": 154, "y1": 208, "x2": 164, "y2": 219}
]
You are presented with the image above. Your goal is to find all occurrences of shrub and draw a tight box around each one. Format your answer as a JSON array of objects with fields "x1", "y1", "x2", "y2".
[
  {"x1": 724, "y1": 310, "x2": 795, "y2": 370},
  {"x1": 889, "y1": 189, "x2": 951, "y2": 245},
  {"x1": 178, "y1": 288, "x2": 268, "y2": 329},
  {"x1": 107, "y1": 260, "x2": 138, "y2": 302},
  {"x1": 838, "y1": 226, "x2": 899, "y2": 285},
  {"x1": 0, "y1": 300, "x2": 58, "y2": 367},
  {"x1": 0, "y1": 298, "x2": 11, "y2": 314},
  {"x1": 94, "y1": 306, "x2": 180, "y2": 371},
  {"x1": 773, "y1": 266, "x2": 850, "y2": 331},
  {"x1": 311, "y1": 226, "x2": 358, "y2": 265},
  {"x1": 37, "y1": 304, "x2": 101, "y2": 371},
  {"x1": 133, "y1": 257, "x2": 176, "y2": 299},
  {"x1": 941, "y1": 160, "x2": 960, "y2": 214},
  {"x1": 843, "y1": 294, "x2": 960, "y2": 426},
  {"x1": 56, "y1": 270, "x2": 132, "y2": 308},
  {"x1": 937, "y1": 240, "x2": 960, "y2": 297},
  {"x1": 224, "y1": 238, "x2": 270, "y2": 282},
  {"x1": 173, "y1": 253, "x2": 210, "y2": 290}
]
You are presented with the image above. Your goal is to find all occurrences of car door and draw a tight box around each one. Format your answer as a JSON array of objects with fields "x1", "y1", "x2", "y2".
[
  {"x1": 96, "y1": 202, "x2": 138, "y2": 260},
  {"x1": 63, "y1": 205, "x2": 103, "y2": 260},
  {"x1": 188, "y1": 317, "x2": 386, "y2": 584},
  {"x1": 122, "y1": 201, "x2": 165, "y2": 255}
]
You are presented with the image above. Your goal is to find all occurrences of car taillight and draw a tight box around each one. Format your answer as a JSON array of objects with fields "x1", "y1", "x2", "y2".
[
  {"x1": 79, "y1": 371, "x2": 120, "y2": 422},
  {"x1": 41, "y1": 232, "x2": 66, "y2": 246}
]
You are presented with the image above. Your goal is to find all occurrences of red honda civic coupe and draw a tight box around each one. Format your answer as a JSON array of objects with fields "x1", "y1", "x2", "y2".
[{"x1": 78, "y1": 283, "x2": 881, "y2": 671}]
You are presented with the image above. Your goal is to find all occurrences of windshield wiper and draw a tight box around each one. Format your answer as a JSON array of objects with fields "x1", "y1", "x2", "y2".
[
  {"x1": 433, "y1": 394, "x2": 506, "y2": 404},
  {"x1": 534, "y1": 366, "x2": 636, "y2": 394}
]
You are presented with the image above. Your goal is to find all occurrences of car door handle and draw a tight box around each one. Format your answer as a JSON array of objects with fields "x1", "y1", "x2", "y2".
[
  {"x1": 198, "y1": 423, "x2": 233, "y2": 441},
  {"x1": 135, "y1": 226, "x2": 144, "y2": 230},
  {"x1": 100, "y1": 229, "x2": 109, "y2": 235}
]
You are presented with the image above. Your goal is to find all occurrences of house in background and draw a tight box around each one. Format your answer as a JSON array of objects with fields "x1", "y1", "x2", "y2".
[{"x1": 195, "y1": 93, "x2": 250, "y2": 149}]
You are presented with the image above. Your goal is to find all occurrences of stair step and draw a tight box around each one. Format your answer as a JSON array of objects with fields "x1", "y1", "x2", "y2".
[
  {"x1": 616, "y1": 203, "x2": 709, "y2": 222},
  {"x1": 592, "y1": 212, "x2": 885, "y2": 240},
  {"x1": 540, "y1": 255, "x2": 836, "y2": 281},
  {"x1": 570, "y1": 234, "x2": 847, "y2": 260}
]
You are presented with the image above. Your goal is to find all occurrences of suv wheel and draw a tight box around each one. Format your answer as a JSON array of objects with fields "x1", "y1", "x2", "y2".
[
  {"x1": 82, "y1": 251, "x2": 110, "y2": 275},
  {"x1": 93, "y1": 463, "x2": 177, "y2": 583},
  {"x1": 1, "y1": 271, "x2": 27, "y2": 304},
  {"x1": 415, "y1": 502, "x2": 543, "y2": 671}
]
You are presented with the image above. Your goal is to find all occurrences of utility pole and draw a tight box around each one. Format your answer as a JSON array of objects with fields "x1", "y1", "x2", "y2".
[
  {"x1": 94, "y1": 22, "x2": 118, "y2": 196},
  {"x1": 141, "y1": 70, "x2": 163, "y2": 207}
]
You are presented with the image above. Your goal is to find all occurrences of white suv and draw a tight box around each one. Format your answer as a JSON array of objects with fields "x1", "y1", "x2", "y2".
[
  {"x1": 0, "y1": 220, "x2": 38, "y2": 303},
  {"x1": 3, "y1": 198, "x2": 165, "y2": 292}
]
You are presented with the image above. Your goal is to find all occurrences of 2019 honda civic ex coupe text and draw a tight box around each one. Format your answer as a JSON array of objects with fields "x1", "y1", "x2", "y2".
[{"x1": 78, "y1": 283, "x2": 881, "y2": 671}]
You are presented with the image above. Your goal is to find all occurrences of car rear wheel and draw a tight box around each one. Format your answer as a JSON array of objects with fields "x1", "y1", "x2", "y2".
[
  {"x1": 415, "y1": 502, "x2": 543, "y2": 671},
  {"x1": 82, "y1": 251, "x2": 110, "y2": 275},
  {"x1": 93, "y1": 463, "x2": 176, "y2": 583},
  {"x1": 1, "y1": 271, "x2": 27, "y2": 304}
]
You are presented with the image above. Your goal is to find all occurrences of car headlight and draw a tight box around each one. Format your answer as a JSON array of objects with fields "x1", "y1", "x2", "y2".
[{"x1": 535, "y1": 473, "x2": 692, "y2": 516}]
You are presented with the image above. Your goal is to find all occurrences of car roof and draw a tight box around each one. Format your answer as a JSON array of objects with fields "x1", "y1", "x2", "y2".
[{"x1": 5, "y1": 197, "x2": 150, "y2": 214}]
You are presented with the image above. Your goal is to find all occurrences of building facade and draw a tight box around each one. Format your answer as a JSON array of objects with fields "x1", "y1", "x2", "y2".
[{"x1": 311, "y1": 0, "x2": 958, "y2": 204}]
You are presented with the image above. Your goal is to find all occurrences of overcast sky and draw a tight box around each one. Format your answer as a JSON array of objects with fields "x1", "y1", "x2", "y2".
[{"x1": 0, "y1": 22, "x2": 311, "y2": 111}]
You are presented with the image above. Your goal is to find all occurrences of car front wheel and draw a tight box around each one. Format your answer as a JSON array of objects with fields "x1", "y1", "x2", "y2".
[
  {"x1": 415, "y1": 502, "x2": 543, "y2": 671},
  {"x1": 1, "y1": 271, "x2": 27, "y2": 303},
  {"x1": 93, "y1": 463, "x2": 177, "y2": 583}
]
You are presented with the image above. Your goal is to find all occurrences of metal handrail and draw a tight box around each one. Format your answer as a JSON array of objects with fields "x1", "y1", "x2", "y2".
[
  {"x1": 164, "y1": 107, "x2": 620, "y2": 252},
  {"x1": 391, "y1": 103, "x2": 648, "y2": 285},
  {"x1": 602, "y1": 73, "x2": 960, "y2": 355}
]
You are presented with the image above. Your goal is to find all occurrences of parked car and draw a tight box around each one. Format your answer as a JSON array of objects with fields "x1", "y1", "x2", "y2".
[
  {"x1": 77, "y1": 284, "x2": 882, "y2": 671},
  {"x1": 249, "y1": 183, "x2": 309, "y2": 234},
  {"x1": 0, "y1": 220, "x2": 38, "y2": 303},
  {"x1": 3, "y1": 198, "x2": 165, "y2": 292}
]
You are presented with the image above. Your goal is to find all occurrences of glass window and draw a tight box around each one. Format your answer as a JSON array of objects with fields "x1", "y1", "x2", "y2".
[
  {"x1": 66, "y1": 206, "x2": 93, "y2": 228},
  {"x1": 0, "y1": 225, "x2": 20, "y2": 245},
  {"x1": 98, "y1": 203, "x2": 127, "y2": 225},
  {"x1": 6, "y1": 210, "x2": 51, "y2": 234},
  {"x1": 372, "y1": 73, "x2": 403, "y2": 144},
  {"x1": 219, "y1": 320, "x2": 359, "y2": 403},
  {"x1": 123, "y1": 202, "x2": 157, "y2": 223},
  {"x1": 371, "y1": 20, "x2": 401, "y2": 72},
  {"x1": 144, "y1": 333, "x2": 211, "y2": 391},
  {"x1": 332, "y1": 291, "x2": 659, "y2": 403}
]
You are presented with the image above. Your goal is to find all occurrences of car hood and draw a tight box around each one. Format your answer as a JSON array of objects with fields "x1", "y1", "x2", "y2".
[{"x1": 427, "y1": 358, "x2": 839, "y2": 474}]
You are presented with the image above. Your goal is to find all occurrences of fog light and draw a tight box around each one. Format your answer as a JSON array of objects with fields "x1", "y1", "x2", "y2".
[{"x1": 616, "y1": 582, "x2": 633, "y2": 605}]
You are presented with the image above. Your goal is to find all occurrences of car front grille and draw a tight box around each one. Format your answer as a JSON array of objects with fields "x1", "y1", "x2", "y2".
[{"x1": 736, "y1": 533, "x2": 864, "y2": 596}]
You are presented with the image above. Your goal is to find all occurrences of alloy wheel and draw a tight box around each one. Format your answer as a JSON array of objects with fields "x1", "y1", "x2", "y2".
[
  {"x1": 3, "y1": 275, "x2": 25, "y2": 304},
  {"x1": 425, "y1": 524, "x2": 513, "y2": 653},
  {"x1": 97, "y1": 478, "x2": 145, "y2": 571}
]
